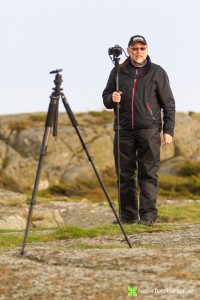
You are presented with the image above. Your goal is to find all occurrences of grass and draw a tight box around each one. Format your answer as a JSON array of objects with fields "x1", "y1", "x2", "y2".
[
  {"x1": 0, "y1": 222, "x2": 192, "y2": 251},
  {"x1": 158, "y1": 203, "x2": 200, "y2": 223},
  {"x1": 159, "y1": 175, "x2": 200, "y2": 199},
  {"x1": 1, "y1": 202, "x2": 199, "y2": 251},
  {"x1": 59, "y1": 243, "x2": 127, "y2": 249},
  {"x1": 0, "y1": 201, "x2": 199, "y2": 250},
  {"x1": 76, "y1": 110, "x2": 114, "y2": 126},
  {"x1": 177, "y1": 160, "x2": 200, "y2": 177}
]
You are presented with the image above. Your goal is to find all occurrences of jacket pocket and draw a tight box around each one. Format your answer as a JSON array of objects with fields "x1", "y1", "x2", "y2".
[{"x1": 147, "y1": 102, "x2": 156, "y2": 120}]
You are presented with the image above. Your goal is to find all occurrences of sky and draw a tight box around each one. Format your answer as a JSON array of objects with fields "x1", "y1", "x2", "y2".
[{"x1": 0, "y1": 0, "x2": 199, "y2": 116}]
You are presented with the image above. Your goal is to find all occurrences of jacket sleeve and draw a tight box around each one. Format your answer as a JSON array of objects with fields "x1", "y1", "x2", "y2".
[
  {"x1": 102, "y1": 68, "x2": 115, "y2": 109},
  {"x1": 157, "y1": 67, "x2": 176, "y2": 136}
]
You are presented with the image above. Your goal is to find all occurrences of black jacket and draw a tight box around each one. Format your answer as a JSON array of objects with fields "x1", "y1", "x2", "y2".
[{"x1": 102, "y1": 56, "x2": 175, "y2": 136}]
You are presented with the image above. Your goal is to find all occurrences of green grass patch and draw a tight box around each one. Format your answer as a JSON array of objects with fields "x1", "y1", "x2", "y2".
[
  {"x1": 59, "y1": 243, "x2": 127, "y2": 249},
  {"x1": 159, "y1": 175, "x2": 200, "y2": 199},
  {"x1": 159, "y1": 160, "x2": 200, "y2": 199},
  {"x1": 177, "y1": 160, "x2": 200, "y2": 177},
  {"x1": 61, "y1": 242, "x2": 173, "y2": 250},
  {"x1": 158, "y1": 203, "x2": 200, "y2": 223},
  {"x1": 0, "y1": 223, "x2": 191, "y2": 251}
]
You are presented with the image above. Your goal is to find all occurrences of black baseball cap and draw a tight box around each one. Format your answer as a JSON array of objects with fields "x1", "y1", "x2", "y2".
[{"x1": 128, "y1": 35, "x2": 147, "y2": 47}]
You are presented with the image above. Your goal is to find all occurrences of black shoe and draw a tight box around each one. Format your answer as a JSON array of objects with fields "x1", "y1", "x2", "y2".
[
  {"x1": 112, "y1": 218, "x2": 139, "y2": 225},
  {"x1": 138, "y1": 219, "x2": 155, "y2": 226}
]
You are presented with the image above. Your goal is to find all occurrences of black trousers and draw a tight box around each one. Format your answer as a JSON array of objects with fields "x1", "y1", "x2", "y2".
[{"x1": 114, "y1": 127, "x2": 161, "y2": 222}]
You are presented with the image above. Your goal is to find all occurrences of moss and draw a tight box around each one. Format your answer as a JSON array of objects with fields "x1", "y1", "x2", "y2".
[
  {"x1": 159, "y1": 175, "x2": 200, "y2": 199},
  {"x1": 29, "y1": 114, "x2": 47, "y2": 123},
  {"x1": 173, "y1": 142, "x2": 182, "y2": 157},
  {"x1": 177, "y1": 160, "x2": 200, "y2": 177},
  {"x1": 188, "y1": 111, "x2": 200, "y2": 120},
  {"x1": 76, "y1": 110, "x2": 114, "y2": 126},
  {"x1": 88, "y1": 110, "x2": 113, "y2": 124},
  {"x1": 9, "y1": 120, "x2": 32, "y2": 132},
  {"x1": 2, "y1": 156, "x2": 9, "y2": 169},
  {"x1": 48, "y1": 183, "x2": 87, "y2": 197}
]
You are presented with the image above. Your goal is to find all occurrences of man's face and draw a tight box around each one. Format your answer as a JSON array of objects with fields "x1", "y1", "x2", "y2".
[{"x1": 127, "y1": 42, "x2": 148, "y2": 64}]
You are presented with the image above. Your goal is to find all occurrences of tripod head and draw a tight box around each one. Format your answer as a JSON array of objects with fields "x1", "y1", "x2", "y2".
[
  {"x1": 50, "y1": 69, "x2": 63, "y2": 74},
  {"x1": 50, "y1": 69, "x2": 63, "y2": 95}
]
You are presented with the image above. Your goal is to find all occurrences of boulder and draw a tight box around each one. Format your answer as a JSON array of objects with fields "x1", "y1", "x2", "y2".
[
  {"x1": 0, "y1": 112, "x2": 199, "y2": 192},
  {"x1": 0, "y1": 215, "x2": 26, "y2": 230},
  {"x1": 30, "y1": 208, "x2": 64, "y2": 228},
  {"x1": 0, "y1": 188, "x2": 27, "y2": 206}
]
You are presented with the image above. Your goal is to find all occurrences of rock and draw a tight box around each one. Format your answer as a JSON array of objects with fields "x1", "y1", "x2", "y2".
[
  {"x1": 0, "y1": 215, "x2": 26, "y2": 230},
  {"x1": 159, "y1": 156, "x2": 186, "y2": 175},
  {"x1": 0, "y1": 112, "x2": 199, "y2": 192},
  {"x1": 160, "y1": 141, "x2": 175, "y2": 161},
  {"x1": 173, "y1": 112, "x2": 200, "y2": 157},
  {"x1": 0, "y1": 227, "x2": 199, "y2": 299},
  {"x1": 38, "y1": 179, "x2": 50, "y2": 190},
  {"x1": 31, "y1": 208, "x2": 64, "y2": 228},
  {"x1": 0, "y1": 188, "x2": 27, "y2": 206},
  {"x1": 48, "y1": 201, "x2": 114, "y2": 227},
  {"x1": 61, "y1": 165, "x2": 95, "y2": 184},
  {"x1": 89, "y1": 133, "x2": 114, "y2": 166}
]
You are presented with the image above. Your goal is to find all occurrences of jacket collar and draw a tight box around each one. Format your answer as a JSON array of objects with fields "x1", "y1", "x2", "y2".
[{"x1": 120, "y1": 55, "x2": 152, "y2": 79}]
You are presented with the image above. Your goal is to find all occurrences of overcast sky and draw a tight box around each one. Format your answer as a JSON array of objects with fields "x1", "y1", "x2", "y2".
[{"x1": 0, "y1": 0, "x2": 199, "y2": 116}]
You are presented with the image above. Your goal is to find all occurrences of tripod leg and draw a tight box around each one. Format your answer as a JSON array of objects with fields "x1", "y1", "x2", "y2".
[
  {"x1": 20, "y1": 97, "x2": 58, "y2": 255},
  {"x1": 61, "y1": 94, "x2": 132, "y2": 248}
]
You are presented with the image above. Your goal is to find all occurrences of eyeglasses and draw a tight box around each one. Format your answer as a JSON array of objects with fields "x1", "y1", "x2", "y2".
[{"x1": 129, "y1": 47, "x2": 147, "y2": 52}]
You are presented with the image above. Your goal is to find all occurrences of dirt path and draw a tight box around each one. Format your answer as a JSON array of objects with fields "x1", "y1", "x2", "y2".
[{"x1": 0, "y1": 225, "x2": 199, "y2": 300}]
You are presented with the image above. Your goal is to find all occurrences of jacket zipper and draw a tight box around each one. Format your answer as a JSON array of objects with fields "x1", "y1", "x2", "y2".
[
  {"x1": 132, "y1": 70, "x2": 137, "y2": 128},
  {"x1": 147, "y1": 102, "x2": 155, "y2": 120}
]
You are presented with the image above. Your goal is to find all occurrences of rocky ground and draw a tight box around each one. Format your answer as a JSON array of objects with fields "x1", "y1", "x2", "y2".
[
  {"x1": 0, "y1": 225, "x2": 199, "y2": 300},
  {"x1": 0, "y1": 189, "x2": 200, "y2": 299}
]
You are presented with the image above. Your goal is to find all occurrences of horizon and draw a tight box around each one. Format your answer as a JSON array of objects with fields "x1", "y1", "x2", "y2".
[{"x1": 1, "y1": 109, "x2": 199, "y2": 118}]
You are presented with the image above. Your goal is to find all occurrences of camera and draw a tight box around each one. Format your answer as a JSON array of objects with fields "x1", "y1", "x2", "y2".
[{"x1": 108, "y1": 45, "x2": 122, "y2": 57}]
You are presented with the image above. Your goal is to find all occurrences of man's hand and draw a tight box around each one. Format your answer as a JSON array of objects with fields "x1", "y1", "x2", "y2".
[
  {"x1": 162, "y1": 133, "x2": 173, "y2": 144},
  {"x1": 112, "y1": 91, "x2": 122, "y2": 102}
]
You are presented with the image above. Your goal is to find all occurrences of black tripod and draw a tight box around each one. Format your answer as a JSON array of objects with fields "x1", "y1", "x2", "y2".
[
  {"x1": 114, "y1": 54, "x2": 121, "y2": 220},
  {"x1": 20, "y1": 69, "x2": 132, "y2": 255},
  {"x1": 108, "y1": 45, "x2": 122, "y2": 220}
]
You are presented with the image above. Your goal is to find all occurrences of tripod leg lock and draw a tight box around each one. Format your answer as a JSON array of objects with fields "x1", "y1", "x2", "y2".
[{"x1": 40, "y1": 145, "x2": 48, "y2": 156}]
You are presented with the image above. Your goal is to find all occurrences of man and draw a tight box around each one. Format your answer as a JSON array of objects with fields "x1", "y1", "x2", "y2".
[{"x1": 102, "y1": 35, "x2": 175, "y2": 226}]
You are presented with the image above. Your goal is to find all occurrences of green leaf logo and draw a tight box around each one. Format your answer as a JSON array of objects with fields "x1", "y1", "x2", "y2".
[{"x1": 128, "y1": 286, "x2": 138, "y2": 297}]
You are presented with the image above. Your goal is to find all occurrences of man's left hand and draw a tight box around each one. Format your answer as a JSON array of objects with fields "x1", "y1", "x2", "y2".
[{"x1": 162, "y1": 133, "x2": 173, "y2": 144}]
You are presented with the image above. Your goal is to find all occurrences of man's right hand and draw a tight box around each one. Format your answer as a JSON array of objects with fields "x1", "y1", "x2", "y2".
[{"x1": 112, "y1": 91, "x2": 122, "y2": 102}]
